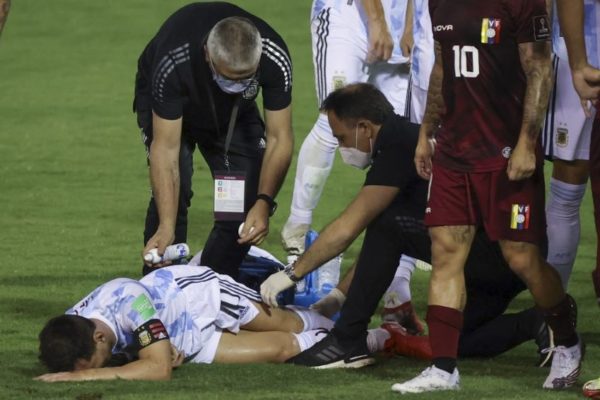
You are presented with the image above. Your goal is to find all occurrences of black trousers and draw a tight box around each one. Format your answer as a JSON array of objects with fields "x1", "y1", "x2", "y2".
[
  {"x1": 332, "y1": 201, "x2": 542, "y2": 357},
  {"x1": 138, "y1": 111, "x2": 265, "y2": 279}
]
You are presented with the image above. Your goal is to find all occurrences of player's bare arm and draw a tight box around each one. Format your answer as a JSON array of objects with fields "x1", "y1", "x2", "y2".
[
  {"x1": 35, "y1": 339, "x2": 173, "y2": 382},
  {"x1": 400, "y1": 0, "x2": 414, "y2": 59},
  {"x1": 142, "y1": 113, "x2": 182, "y2": 264},
  {"x1": 261, "y1": 184, "x2": 399, "y2": 306},
  {"x1": 238, "y1": 106, "x2": 293, "y2": 245},
  {"x1": 362, "y1": 0, "x2": 394, "y2": 62},
  {"x1": 292, "y1": 185, "x2": 399, "y2": 278},
  {"x1": 415, "y1": 40, "x2": 443, "y2": 179},
  {"x1": 0, "y1": 0, "x2": 10, "y2": 37},
  {"x1": 508, "y1": 41, "x2": 551, "y2": 181},
  {"x1": 556, "y1": 0, "x2": 600, "y2": 107}
]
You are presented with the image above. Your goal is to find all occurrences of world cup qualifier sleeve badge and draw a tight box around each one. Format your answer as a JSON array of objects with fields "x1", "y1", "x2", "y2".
[{"x1": 510, "y1": 204, "x2": 530, "y2": 230}]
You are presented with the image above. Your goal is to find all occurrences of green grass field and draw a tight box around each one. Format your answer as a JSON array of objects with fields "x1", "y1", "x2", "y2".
[{"x1": 0, "y1": 1, "x2": 598, "y2": 399}]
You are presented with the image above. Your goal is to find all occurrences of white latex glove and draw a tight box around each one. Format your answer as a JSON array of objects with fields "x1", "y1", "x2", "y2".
[
  {"x1": 310, "y1": 288, "x2": 346, "y2": 318},
  {"x1": 260, "y1": 270, "x2": 295, "y2": 307}
]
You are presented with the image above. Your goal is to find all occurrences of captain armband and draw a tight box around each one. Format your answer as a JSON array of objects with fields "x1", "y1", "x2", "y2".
[{"x1": 133, "y1": 319, "x2": 170, "y2": 350}]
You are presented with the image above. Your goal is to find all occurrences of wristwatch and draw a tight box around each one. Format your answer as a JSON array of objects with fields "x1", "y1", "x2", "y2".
[
  {"x1": 256, "y1": 193, "x2": 278, "y2": 216},
  {"x1": 283, "y1": 263, "x2": 302, "y2": 283}
]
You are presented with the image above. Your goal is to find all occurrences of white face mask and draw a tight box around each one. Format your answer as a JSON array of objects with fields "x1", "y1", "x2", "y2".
[
  {"x1": 208, "y1": 56, "x2": 255, "y2": 94},
  {"x1": 339, "y1": 126, "x2": 372, "y2": 170}
]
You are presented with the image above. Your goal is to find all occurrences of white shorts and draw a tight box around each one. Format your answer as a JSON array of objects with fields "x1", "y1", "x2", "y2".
[
  {"x1": 176, "y1": 269, "x2": 261, "y2": 364},
  {"x1": 311, "y1": 6, "x2": 410, "y2": 115},
  {"x1": 406, "y1": 79, "x2": 428, "y2": 124},
  {"x1": 542, "y1": 55, "x2": 596, "y2": 161}
]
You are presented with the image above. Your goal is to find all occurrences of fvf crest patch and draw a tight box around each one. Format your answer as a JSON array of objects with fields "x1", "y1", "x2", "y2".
[{"x1": 510, "y1": 204, "x2": 530, "y2": 230}]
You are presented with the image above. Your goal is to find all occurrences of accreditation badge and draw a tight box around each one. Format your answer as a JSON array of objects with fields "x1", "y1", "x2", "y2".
[{"x1": 214, "y1": 171, "x2": 246, "y2": 221}]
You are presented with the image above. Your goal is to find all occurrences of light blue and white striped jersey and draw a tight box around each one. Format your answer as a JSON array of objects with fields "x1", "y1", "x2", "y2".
[
  {"x1": 67, "y1": 265, "x2": 260, "y2": 362},
  {"x1": 311, "y1": 0, "x2": 410, "y2": 64},
  {"x1": 411, "y1": 0, "x2": 434, "y2": 89},
  {"x1": 552, "y1": 0, "x2": 600, "y2": 68}
]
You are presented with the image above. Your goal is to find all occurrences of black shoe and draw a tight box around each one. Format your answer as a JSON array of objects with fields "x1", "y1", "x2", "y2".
[
  {"x1": 285, "y1": 332, "x2": 375, "y2": 369},
  {"x1": 535, "y1": 322, "x2": 555, "y2": 367}
]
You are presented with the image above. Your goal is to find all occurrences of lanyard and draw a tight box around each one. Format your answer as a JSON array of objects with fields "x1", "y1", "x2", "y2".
[{"x1": 204, "y1": 78, "x2": 241, "y2": 171}]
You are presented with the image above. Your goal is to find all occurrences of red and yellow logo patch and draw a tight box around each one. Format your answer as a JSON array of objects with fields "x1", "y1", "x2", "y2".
[
  {"x1": 510, "y1": 204, "x2": 530, "y2": 230},
  {"x1": 481, "y1": 18, "x2": 502, "y2": 44}
]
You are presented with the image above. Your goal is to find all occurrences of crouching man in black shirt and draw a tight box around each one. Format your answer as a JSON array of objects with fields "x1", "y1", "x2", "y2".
[{"x1": 260, "y1": 83, "x2": 546, "y2": 368}]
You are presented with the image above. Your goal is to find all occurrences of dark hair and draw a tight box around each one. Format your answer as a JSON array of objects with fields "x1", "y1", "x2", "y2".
[
  {"x1": 38, "y1": 315, "x2": 96, "y2": 372},
  {"x1": 320, "y1": 83, "x2": 394, "y2": 125}
]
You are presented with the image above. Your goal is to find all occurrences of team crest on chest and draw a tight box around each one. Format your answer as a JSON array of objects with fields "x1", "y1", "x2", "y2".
[
  {"x1": 481, "y1": 18, "x2": 502, "y2": 44},
  {"x1": 243, "y1": 80, "x2": 259, "y2": 100},
  {"x1": 556, "y1": 128, "x2": 569, "y2": 147}
]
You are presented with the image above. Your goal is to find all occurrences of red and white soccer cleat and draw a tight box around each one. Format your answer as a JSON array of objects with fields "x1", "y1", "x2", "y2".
[
  {"x1": 382, "y1": 322, "x2": 432, "y2": 360},
  {"x1": 583, "y1": 377, "x2": 600, "y2": 399},
  {"x1": 381, "y1": 301, "x2": 425, "y2": 336}
]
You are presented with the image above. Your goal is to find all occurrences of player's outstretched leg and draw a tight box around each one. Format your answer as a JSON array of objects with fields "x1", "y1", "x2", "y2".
[
  {"x1": 242, "y1": 302, "x2": 334, "y2": 334},
  {"x1": 281, "y1": 114, "x2": 337, "y2": 258},
  {"x1": 213, "y1": 329, "x2": 329, "y2": 364}
]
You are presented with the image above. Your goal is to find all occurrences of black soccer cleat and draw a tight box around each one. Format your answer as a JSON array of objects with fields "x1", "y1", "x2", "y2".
[{"x1": 285, "y1": 332, "x2": 375, "y2": 369}]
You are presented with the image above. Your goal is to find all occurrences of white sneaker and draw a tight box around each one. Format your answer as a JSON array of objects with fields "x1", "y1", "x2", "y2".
[
  {"x1": 543, "y1": 338, "x2": 584, "y2": 389},
  {"x1": 391, "y1": 366, "x2": 460, "y2": 394},
  {"x1": 281, "y1": 221, "x2": 310, "y2": 256}
]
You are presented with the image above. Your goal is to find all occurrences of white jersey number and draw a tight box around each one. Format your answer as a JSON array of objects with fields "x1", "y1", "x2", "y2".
[{"x1": 452, "y1": 45, "x2": 480, "y2": 78}]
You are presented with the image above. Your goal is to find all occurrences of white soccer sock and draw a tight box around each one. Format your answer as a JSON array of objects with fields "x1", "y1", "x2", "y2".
[
  {"x1": 383, "y1": 255, "x2": 416, "y2": 307},
  {"x1": 366, "y1": 328, "x2": 391, "y2": 353},
  {"x1": 288, "y1": 114, "x2": 338, "y2": 225},
  {"x1": 546, "y1": 178, "x2": 586, "y2": 289},
  {"x1": 288, "y1": 305, "x2": 335, "y2": 331},
  {"x1": 293, "y1": 329, "x2": 330, "y2": 352}
]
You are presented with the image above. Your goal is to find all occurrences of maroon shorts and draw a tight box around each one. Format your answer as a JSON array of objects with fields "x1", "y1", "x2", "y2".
[{"x1": 424, "y1": 163, "x2": 546, "y2": 243}]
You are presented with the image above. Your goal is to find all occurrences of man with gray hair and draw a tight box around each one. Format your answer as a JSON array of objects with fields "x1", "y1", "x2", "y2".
[{"x1": 134, "y1": 2, "x2": 294, "y2": 279}]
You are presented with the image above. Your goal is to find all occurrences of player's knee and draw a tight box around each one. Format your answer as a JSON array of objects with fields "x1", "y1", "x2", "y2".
[
  {"x1": 429, "y1": 229, "x2": 468, "y2": 267},
  {"x1": 273, "y1": 334, "x2": 299, "y2": 363},
  {"x1": 500, "y1": 241, "x2": 539, "y2": 277}
]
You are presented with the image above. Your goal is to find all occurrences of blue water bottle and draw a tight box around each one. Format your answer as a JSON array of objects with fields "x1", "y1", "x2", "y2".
[{"x1": 293, "y1": 230, "x2": 341, "y2": 307}]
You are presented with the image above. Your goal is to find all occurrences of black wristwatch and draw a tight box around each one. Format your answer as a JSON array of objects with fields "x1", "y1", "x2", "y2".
[{"x1": 256, "y1": 193, "x2": 278, "y2": 216}]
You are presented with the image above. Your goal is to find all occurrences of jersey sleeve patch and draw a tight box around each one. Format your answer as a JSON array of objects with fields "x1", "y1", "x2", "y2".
[
  {"x1": 131, "y1": 294, "x2": 156, "y2": 320},
  {"x1": 532, "y1": 15, "x2": 551, "y2": 41},
  {"x1": 134, "y1": 319, "x2": 170, "y2": 349}
]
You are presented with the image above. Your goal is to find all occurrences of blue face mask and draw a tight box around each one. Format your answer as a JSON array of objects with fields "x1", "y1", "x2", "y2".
[{"x1": 209, "y1": 57, "x2": 256, "y2": 94}]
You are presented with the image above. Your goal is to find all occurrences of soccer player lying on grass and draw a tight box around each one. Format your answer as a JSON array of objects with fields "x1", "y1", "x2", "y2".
[{"x1": 35, "y1": 264, "x2": 394, "y2": 382}]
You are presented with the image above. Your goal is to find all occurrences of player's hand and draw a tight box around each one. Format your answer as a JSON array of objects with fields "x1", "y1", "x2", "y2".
[
  {"x1": 142, "y1": 227, "x2": 175, "y2": 268},
  {"x1": 400, "y1": 31, "x2": 414, "y2": 60},
  {"x1": 414, "y1": 133, "x2": 434, "y2": 180},
  {"x1": 260, "y1": 270, "x2": 295, "y2": 307},
  {"x1": 571, "y1": 64, "x2": 600, "y2": 117},
  {"x1": 237, "y1": 200, "x2": 269, "y2": 245},
  {"x1": 367, "y1": 20, "x2": 393, "y2": 63},
  {"x1": 170, "y1": 345, "x2": 185, "y2": 368},
  {"x1": 310, "y1": 288, "x2": 346, "y2": 318},
  {"x1": 507, "y1": 142, "x2": 536, "y2": 181},
  {"x1": 34, "y1": 372, "x2": 79, "y2": 382}
]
